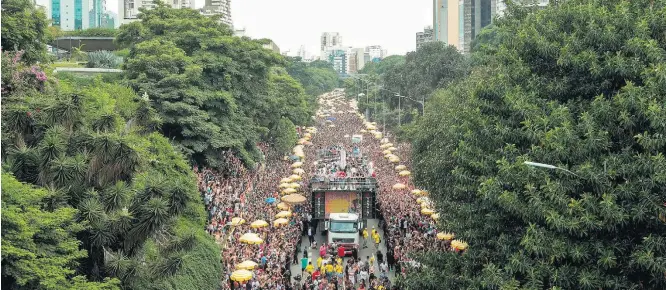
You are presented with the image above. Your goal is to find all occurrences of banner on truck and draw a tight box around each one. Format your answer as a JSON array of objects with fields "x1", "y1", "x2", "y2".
[{"x1": 325, "y1": 192, "x2": 359, "y2": 217}]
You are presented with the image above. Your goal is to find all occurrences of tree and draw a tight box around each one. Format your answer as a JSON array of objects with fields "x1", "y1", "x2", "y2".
[
  {"x1": 285, "y1": 57, "x2": 339, "y2": 97},
  {"x1": 2, "y1": 52, "x2": 221, "y2": 289},
  {"x1": 1, "y1": 173, "x2": 121, "y2": 289},
  {"x1": 407, "y1": 0, "x2": 666, "y2": 288},
  {"x1": 118, "y1": 3, "x2": 309, "y2": 169},
  {"x1": 1, "y1": 0, "x2": 52, "y2": 63}
]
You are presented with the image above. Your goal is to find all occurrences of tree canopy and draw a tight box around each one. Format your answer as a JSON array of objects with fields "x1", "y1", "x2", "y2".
[
  {"x1": 0, "y1": 0, "x2": 52, "y2": 63},
  {"x1": 1, "y1": 50, "x2": 221, "y2": 289},
  {"x1": 346, "y1": 42, "x2": 469, "y2": 130},
  {"x1": 285, "y1": 57, "x2": 340, "y2": 98},
  {"x1": 405, "y1": 0, "x2": 666, "y2": 288},
  {"x1": 1, "y1": 173, "x2": 122, "y2": 290},
  {"x1": 118, "y1": 4, "x2": 316, "y2": 169}
]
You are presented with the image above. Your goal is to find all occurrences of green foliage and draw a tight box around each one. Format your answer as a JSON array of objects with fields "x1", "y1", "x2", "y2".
[
  {"x1": 0, "y1": 0, "x2": 52, "y2": 63},
  {"x1": 2, "y1": 66, "x2": 220, "y2": 289},
  {"x1": 349, "y1": 42, "x2": 468, "y2": 130},
  {"x1": 286, "y1": 57, "x2": 340, "y2": 97},
  {"x1": 1, "y1": 173, "x2": 121, "y2": 289},
  {"x1": 63, "y1": 28, "x2": 118, "y2": 37},
  {"x1": 358, "y1": 55, "x2": 405, "y2": 75},
  {"x1": 118, "y1": 3, "x2": 311, "y2": 169},
  {"x1": 271, "y1": 117, "x2": 298, "y2": 154},
  {"x1": 86, "y1": 51, "x2": 123, "y2": 69},
  {"x1": 407, "y1": 0, "x2": 666, "y2": 288}
]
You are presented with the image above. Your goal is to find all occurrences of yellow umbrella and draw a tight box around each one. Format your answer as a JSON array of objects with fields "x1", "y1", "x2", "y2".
[
  {"x1": 273, "y1": 218, "x2": 289, "y2": 226},
  {"x1": 276, "y1": 211, "x2": 293, "y2": 218},
  {"x1": 437, "y1": 232, "x2": 454, "y2": 241},
  {"x1": 431, "y1": 213, "x2": 440, "y2": 220},
  {"x1": 385, "y1": 143, "x2": 394, "y2": 148},
  {"x1": 283, "y1": 183, "x2": 299, "y2": 189},
  {"x1": 416, "y1": 197, "x2": 429, "y2": 204},
  {"x1": 282, "y1": 188, "x2": 297, "y2": 194},
  {"x1": 399, "y1": 170, "x2": 411, "y2": 177},
  {"x1": 282, "y1": 194, "x2": 307, "y2": 204},
  {"x1": 388, "y1": 147, "x2": 397, "y2": 151},
  {"x1": 236, "y1": 260, "x2": 259, "y2": 270},
  {"x1": 277, "y1": 202, "x2": 291, "y2": 210},
  {"x1": 380, "y1": 144, "x2": 391, "y2": 149},
  {"x1": 280, "y1": 178, "x2": 291, "y2": 183},
  {"x1": 421, "y1": 208, "x2": 435, "y2": 215},
  {"x1": 239, "y1": 233, "x2": 263, "y2": 245},
  {"x1": 389, "y1": 157, "x2": 400, "y2": 163},
  {"x1": 293, "y1": 168, "x2": 305, "y2": 175},
  {"x1": 231, "y1": 217, "x2": 245, "y2": 226},
  {"x1": 289, "y1": 174, "x2": 302, "y2": 181},
  {"x1": 385, "y1": 154, "x2": 396, "y2": 159},
  {"x1": 380, "y1": 138, "x2": 389, "y2": 144},
  {"x1": 392, "y1": 183, "x2": 407, "y2": 190},
  {"x1": 383, "y1": 149, "x2": 392, "y2": 155},
  {"x1": 298, "y1": 139, "x2": 307, "y2": 145},
  {"x1": 420, "y1": 190, "x2": 429, "y2": 196},
  {"x1": 291, "y1": 162, "x2": 303, "y2": 168},
  {"x1": 411, "y1": 189, "x2": 422, "y2": 195},
  {"x1": 329, "y1": 124, "x2": 336, "y2": 127},
  {"x1": 251, "y1": 220, "x2": 269, "y2": 228},
  {"x1": 360, "y1": 129, "x2": 367, "y2": 133},
  {"x1": 451, "y1": 240, "x2": 469, "y2": 251},
  {"x1": 374, "y1": 132, "x2": 383, "y2": 139},
  {"x1": 293, "y1": 145, "x2": 304, "y2": 153},
  {"x1": 279, "y1": 183, "x2": 290, "y2": 188},
  {"x1": 230, "y1": 269, "x2": 253, "y2": 282},
  {"x1": 395, "y1": 165, "x2": 407, "y2": 171},
  {"x1": 295, "y1": 151, "x2": 305, "y2": 158}
]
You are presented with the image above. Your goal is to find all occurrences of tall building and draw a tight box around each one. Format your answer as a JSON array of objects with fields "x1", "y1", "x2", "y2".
[
  {"x1": 119, "y1": 0, "x2": 200, "y2": 26},
  {"x1": 320, "y1": 32, "x2": 342, "y2": 52},
  {"x1": 416, "y1": 26, "x2": 434, "y2": 49},
  {"x1": 88, "y1": 0, "x2": 104, "y2": 27},
  {"x1": 366, "y1": 45, "x2": 386, "y2": 62},
  {"x1": 200, "y1": 0, "x2": 232, "y2": 27},
  {"x1": 101, "y1": 11, "x2": 117, "y2": 28},
  {"x1": 352, "y1": 47, "x2": 366, "y2": 72},
  {"x1": 328, "y1": 49, "x2": 348, "y2": 76},
  {"x1": 433, "y1": 0, "x2": 463, "y2": 50},
  {"x1": 49, "y1": 0, "x2": 89, "y2": 30}
]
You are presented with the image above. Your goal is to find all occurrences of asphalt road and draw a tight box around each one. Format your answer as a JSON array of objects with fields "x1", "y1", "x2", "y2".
[{"x1": 289, "y1": 218, "x2": 395, "y2": 288}]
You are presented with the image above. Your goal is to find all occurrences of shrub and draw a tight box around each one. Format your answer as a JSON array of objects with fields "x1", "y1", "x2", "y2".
[{"x1": 86, "y1": 50, "x2": 122, "y2": 69}]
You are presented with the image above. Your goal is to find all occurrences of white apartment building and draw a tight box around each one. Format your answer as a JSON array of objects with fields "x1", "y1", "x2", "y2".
[
  {"x1": 366, "y1": 45, "x2": 386, "y2": 61},
  {"x1": 119, "y1": 0, "x2": 231, "y2": 27},
  {"x1": 320, "y1": 32, "x2": 342, "y2": 52},
  {"x1": 200, "y1": 0, "x2": 232, "y2": 27},
  {"x1": 48, "y1": 0, "x2": 89, "y2": 31},
  {"x1": 119, "y1": 0, "x2": 191, "y2": 25}
]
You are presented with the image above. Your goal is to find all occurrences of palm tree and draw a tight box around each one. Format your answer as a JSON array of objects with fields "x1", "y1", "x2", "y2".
[{"x1": 102, "y1": 181, "x2": 133, "y2": 212}]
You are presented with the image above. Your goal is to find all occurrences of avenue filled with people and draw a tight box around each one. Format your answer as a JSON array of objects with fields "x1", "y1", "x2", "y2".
[{"x1": 198, "y1": 90, "x2": 467, "y2": 290}]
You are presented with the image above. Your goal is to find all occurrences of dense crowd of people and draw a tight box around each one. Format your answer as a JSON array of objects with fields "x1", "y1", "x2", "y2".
[{"x1": 197, "y1": 90, "x2": 460, "y2": 290}]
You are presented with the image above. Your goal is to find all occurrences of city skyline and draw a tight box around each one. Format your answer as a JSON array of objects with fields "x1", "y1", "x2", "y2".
[{"x1": 38, "y1": 0, "x2": 432, "y2": 56}]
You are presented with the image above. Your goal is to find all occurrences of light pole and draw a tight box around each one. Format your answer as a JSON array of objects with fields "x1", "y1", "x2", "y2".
[{"x1": 523, "y1": 161, "x2": 581, "y2": 178}]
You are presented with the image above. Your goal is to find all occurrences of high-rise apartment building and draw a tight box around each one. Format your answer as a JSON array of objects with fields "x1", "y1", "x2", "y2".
[
  {"x1": 435, "y1": 0, "x2": 549, "y2": 54},
  {"x1": 416, "y1": 26, "x2": 434, "y2": 49},
  {"x1": 433, "y1": 0, "x2": 463, "y2": 50},
  {"x1": 119, "y1": 0, "x2": 202, "y2": 26},
  {"x1": 49, "y1": 0, "x2": 89, "y2": 30},
  {"x1": 89, "y1": 0, "x2": 104, "y2": 27},
  {"x1": 321, "y1": 32, "x2": 342, "y2": 52},
  {"x1": 200, "y1": 0, "x2": 233, "y2": 27},
  {"x1": 366, "y1": 45, "x2": 386, "y2": 62},
  {"x1": 352, "y1": 48, "x2": 366, "y2": 72}
]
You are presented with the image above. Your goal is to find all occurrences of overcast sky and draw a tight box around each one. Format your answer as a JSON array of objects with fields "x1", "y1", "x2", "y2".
[{"x1": 45, "y1": 0, "x2": 432, "y2": 56}]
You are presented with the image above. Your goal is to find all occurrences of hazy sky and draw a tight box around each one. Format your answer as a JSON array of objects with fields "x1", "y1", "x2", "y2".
[{"x1": 45, "y1": 0, "x2": 432, "y2": 56}]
